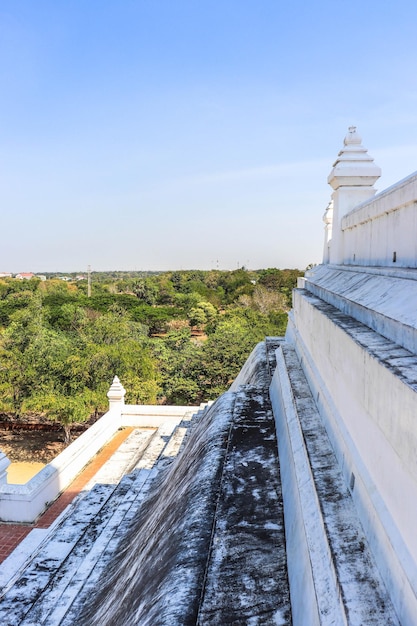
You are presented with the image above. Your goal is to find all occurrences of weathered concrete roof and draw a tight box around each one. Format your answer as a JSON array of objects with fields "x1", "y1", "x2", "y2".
[
  {"x1": 0, "y1": 336, "x2": 401, "y2": 624},
  {"x1": 0, "y1": 341, "x2": 291, "y2": 625}
]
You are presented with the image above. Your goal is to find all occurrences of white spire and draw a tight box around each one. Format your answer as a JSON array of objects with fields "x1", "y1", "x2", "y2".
[
  {"x1": 328, "y1": 126, "x2": 381, "y2": 190},
  {"x1": 107, "y1": 375, "x2": 126, "y2": 411}
]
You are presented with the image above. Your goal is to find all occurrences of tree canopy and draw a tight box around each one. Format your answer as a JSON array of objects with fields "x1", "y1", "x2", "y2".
[{"x1": 0, "y1": 268, "x2": 302, "y2": 439}]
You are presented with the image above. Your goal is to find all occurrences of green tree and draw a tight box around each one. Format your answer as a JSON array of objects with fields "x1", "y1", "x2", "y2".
[
  {"x1": 152, "y1": 328, "x2": 202, "y2": 404},
  {"x1": 22, "y1": 391, "x2": 91, "y2": 443},
  {"x1": 219, "y1": 269, "x2": 255, "y2": 304},
  {"x1": 199, "y1": 316, "x2": 256, "y2": 397},
  {"x1": 174, "y1": 292, "x2": 202, "y2": 315},
  {"x1": 189, "y1": 301, "x2": 217, "y2": 329},
  {"x1": 131, "y1": 279, "x2": 158, "y2": 305}
]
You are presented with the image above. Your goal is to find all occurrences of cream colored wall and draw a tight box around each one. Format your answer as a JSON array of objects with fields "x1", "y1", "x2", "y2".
[
  {"x1": 286, "y1": 289, "x2": 417, "y2": 624},
  {"x1": 341, "y1": 172, "x2": 417, "y2": 267}
]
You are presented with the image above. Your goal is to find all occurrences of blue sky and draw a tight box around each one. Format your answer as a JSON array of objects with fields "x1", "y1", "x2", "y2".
[{"x1": 1, "y1": 0, "x2": 417, "y2": 272}]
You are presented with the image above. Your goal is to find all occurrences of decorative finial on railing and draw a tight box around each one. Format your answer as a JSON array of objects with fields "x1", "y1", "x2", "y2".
[
  {"x1": 325, "y1": 127, "x2": 382, "y2": 265},
  {"x1": 107, "y1": 376, "x2": 126, "y2": 412}
]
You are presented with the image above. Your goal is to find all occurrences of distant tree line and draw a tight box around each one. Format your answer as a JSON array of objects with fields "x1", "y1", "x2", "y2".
[{"x1": 0, "y1": 268, "x2": 302, "y2": 441}]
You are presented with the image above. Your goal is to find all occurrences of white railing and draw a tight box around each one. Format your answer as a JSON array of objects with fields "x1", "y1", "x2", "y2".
[
  {"x1": 341, "y1": 171, "x2": 417, "y2": 267},
  {"x1": 0, "y1": 377, "x2": 201, "y2": 523}
]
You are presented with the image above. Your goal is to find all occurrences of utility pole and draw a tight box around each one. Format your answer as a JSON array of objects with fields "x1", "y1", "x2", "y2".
[{"x1": 87, "y1": 265, "x2": 91, "y2": 297}]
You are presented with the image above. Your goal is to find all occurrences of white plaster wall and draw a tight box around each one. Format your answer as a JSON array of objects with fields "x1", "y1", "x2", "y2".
[
  {"x1": 291, "y1": 292, "x2": 417, "y2": 537},
  {"x1": 121, "y1": 404, "x2": 200, "y2": 427},
  {"x1": 330, "y1": 187, "x2": 377, "y2": 265},
  {"x1": 0, "y1": 408, "x2": 122, "y2": 523},
  {"x1": 288, "y1": 291, "x2": 417, "y2": 624},
  {"x1": 341, "y1": 172, "x2": 417, "y2": 267},
  {"x1": 0, "y1": 403, "x2": 203, "y2": 523}
]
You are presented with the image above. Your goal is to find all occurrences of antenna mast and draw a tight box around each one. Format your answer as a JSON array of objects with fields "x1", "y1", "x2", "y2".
[{"x1": 87, "y1": 265, "x2": 91, "y2": 297}]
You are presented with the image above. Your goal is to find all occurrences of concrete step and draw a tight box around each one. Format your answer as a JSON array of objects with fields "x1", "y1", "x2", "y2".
[
  {"x1": 272, "y1": 343, "x2": 400, "y2": 625},
  {"x1": 265, "y1": 336, "x2": 283, "y2": 380},
  {"x1": 197, "y1": 386, "x2": 291, "y2": 625},
  {"x1": 83, "y1": 427, "x2": 156, "y2": 486},
  {"x1": 34, "y1": 466, "x2": 163, "y2": 626},
  {"x1": 175, "y1": 404, "x2": 210, "y2": 454},
  {"x1": 55, "y1": 408, "x2": 212, "y2": 625},
  {"x1": 66, "y1": 393, "x2": 236, "y2": 626},
  {"x1": 0, "y1": 528, "x2": 48, "y2": 595},
  {"x1": 304, "y1": 264, "x2": 417, "y2": 354},
  {"x1": 162, "y1": 426, "x2": 188, "y2": 458},
  {"x1": 0, "y1": 428, "x2": 156, "y2": 600},
  {"x1": 59, "y1": 411, "x2": 214, "y2": 625},
  {"x1": 0, "y1": 420, "x2": 196, "y2": 625},
  {"x1": 0, "y1": 481, "x2": 118, "y2": 625}
]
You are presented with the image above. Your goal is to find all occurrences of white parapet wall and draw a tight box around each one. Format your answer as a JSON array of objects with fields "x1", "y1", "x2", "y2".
[
  {"x1": 341, "y1": 171, "x2": 417, "y2": 267},
  {"x1": 286, "y1": 288, "x2": 417, "y2": 625},
  {"x1": 0, "y1": 387, "x2": 202, "y2": 524},
  {"x1": 121, "y1": 404, "x2": 202, "y2": 427},
  {"x1": 0, "y1": 407, "x2": 122, "y2": 523},
  {"x1": 324, "y1": 128, "x2": 417, "y2": 269}
]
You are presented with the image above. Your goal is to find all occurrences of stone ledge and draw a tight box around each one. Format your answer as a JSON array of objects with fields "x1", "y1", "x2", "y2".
[
  {"x1": 270, "y1": 344, "x2": 400, "y2": 625},
  {"x1": 287, "y1": 292, "x2": 417, "y2": 625},
  {"x1": 304, "y1": 264, "x2": 417, "y2": 354}
]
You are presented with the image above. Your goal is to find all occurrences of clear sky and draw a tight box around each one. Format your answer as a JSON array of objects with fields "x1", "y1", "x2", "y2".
[{"x1": 1, "y1": 0, "x2": 417, "y2": 273}]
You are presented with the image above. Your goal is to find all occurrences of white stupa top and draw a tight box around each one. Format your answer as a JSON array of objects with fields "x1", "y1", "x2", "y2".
[{"x1": 327, "y1": 126, "x2": 381, "y2": 190}]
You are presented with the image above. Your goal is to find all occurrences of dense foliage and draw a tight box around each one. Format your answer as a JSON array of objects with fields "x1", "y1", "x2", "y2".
[{"x1": 0, "y1": 268, "x2": 302, "y2": 440}]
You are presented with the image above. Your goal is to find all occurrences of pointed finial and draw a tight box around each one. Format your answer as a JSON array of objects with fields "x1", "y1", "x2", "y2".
[
  {"x1": 328, "y1": 126, "x2": 381, "y2": 190},
  {"x1": 323, "y1": 200, "x2": 334, "y2": 225},
  {"x1": 344, "y1": 126, "x2": 362, "y2": 145},
  {"x1": 107, "y1": 375, "x2": 126, "y2": 410}
]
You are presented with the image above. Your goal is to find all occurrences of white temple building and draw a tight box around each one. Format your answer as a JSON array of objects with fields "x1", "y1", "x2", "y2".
[
  {"x1": 0, "y1": 128, "x2": 417, "y2": 624},
  {"x1": 271, "y1": 127, "x2": 417, "y2": 625}
]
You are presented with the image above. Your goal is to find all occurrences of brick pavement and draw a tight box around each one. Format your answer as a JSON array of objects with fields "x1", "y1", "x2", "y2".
[{"x1": 0, "y1": 427, "x2": 135, "y2": 563}]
